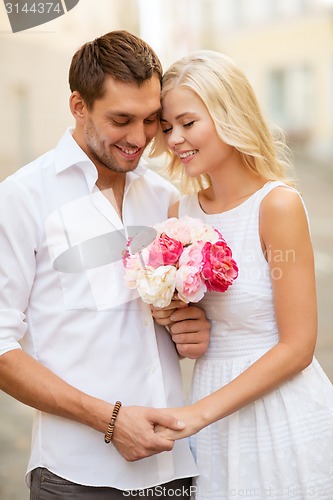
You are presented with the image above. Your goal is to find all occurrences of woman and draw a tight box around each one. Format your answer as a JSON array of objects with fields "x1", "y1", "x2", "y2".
[{"x1": 151, "y1": 51, "x2": 333, "y2": 499}]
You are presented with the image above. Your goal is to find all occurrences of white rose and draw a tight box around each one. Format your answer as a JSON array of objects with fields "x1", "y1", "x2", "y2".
[{"x1": 136, "y1": 265, "x2": 177, "y2": 307}]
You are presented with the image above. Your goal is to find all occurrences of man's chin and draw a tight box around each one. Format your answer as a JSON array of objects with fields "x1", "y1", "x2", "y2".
[{"x1": 105, "y1": 162, "x2": 140, "y2": 175}]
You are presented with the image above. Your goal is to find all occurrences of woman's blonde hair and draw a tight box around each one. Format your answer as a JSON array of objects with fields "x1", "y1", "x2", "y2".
[{"x1": 150, "y1": 50, "x2": 295, "y2": 192}]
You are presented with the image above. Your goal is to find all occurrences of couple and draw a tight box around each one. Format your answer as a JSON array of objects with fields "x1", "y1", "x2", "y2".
[{"x1": 0, "y1": 30, "x2": 332, "y2": 500}]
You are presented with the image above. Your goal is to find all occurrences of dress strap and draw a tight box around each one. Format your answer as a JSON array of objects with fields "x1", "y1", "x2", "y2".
[
  {"x1": 255, "y1": 181, "x2": 291, "y2": 203},
  {"x1": 256, "y1": 181, "x2": 310, "y2": 230}
]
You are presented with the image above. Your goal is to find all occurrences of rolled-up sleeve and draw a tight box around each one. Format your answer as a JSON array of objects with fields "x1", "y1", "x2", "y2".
[{"x1": 0, "y1": 179, "x2": 40, "y2": 355}]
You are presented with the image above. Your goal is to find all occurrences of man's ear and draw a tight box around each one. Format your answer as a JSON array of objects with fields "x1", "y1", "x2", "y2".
[{"x1": 69, "y1": 91, "x2": 88, "y2": 124}]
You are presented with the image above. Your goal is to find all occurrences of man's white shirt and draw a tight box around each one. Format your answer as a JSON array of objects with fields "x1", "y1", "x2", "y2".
[{"x1": 0, "y1": 129, "x2": 197, "y2": 490}]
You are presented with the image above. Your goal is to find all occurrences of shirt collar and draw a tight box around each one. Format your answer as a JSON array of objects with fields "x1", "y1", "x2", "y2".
[
  {"x1": 54, "y1": 128, "x2": 149, "y2": 191},
  {"x1": 54, "y1": 128, "x2": 93, "y2": 174}
]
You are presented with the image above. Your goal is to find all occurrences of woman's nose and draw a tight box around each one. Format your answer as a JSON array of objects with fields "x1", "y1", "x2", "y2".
[{"x1": 167, "y1": 128, "x2": 185, "y2": 148}]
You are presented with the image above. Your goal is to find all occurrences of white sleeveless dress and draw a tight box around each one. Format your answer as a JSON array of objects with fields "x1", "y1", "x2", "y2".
[{"x1": 178, "y1": 181, "x2": 333, "y2": 499}]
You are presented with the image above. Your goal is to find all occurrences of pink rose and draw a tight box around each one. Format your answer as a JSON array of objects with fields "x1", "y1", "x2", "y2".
[
  {"x1": 201, "y1": 240, "x2": 238, "y2": 292},
  {"x1": 154, "y1": 217, "x2": 192, "y2": 244},
  {"x1": 148, "y1": 233, "x2": 183, "y2": 267},
  {"x1": 176, "y1": 266, "x2": 207, "y2": 303},
  {"x1": 179, "y1": 241, "x2": 206, "y2": 268}
]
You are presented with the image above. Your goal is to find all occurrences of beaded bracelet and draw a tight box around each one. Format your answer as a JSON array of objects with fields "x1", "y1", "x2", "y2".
[{"x1": 104, "y1": 401, "x2": 122, "y2": 444}]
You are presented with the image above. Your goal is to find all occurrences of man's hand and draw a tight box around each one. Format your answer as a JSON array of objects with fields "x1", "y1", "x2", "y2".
[
  {"x1": 168, "y1": 306, "x2": 210, "y2": 358},
  {"x1": 151, "y1": 301, "x2": 211, "y2": 359},
  {"x1": 111, "y1": 406, "x2": 185, "y2": 462}
]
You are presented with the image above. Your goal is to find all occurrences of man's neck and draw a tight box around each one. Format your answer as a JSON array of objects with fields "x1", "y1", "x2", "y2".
[{"x1": 96, "y1": 174, "x2": 126, "y2": 221}]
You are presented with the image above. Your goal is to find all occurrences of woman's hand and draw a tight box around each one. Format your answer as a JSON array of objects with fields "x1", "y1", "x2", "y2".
[
  {"x1": 154, "y1": 404, "x2": 205, "y2": 441},
  {"x1": 150, "y1": 297, "x2": 188, "y2": 326}
]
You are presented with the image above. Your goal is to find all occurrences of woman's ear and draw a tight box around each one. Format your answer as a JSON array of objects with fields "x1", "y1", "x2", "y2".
[{"x1": 69, "y1": 91, "x2": 87, "y2": 124}]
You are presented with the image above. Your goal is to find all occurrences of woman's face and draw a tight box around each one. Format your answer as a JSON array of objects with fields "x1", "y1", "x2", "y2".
[{"x1": 161, "y1": 86, "x2": 235, "y2": 178}]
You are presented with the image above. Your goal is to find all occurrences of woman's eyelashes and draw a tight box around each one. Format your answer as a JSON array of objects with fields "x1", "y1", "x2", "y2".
[
  {"x1": 162, "y1": 126, "x2": 172, "y2": 134},
  {"x1": 183, "y1": 121, "x2": 195, "y2": 128},
  {"x1": 161, "y1": 121, "x2": 195, "y2": 134}
]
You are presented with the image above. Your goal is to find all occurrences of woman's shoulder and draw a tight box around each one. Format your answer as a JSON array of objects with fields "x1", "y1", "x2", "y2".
[
  {"x1": 260, "y1": 184, "x2": 304, "y2": 217},
  {"x1": 260, "y1": 184, "x2": 309, "y2": 241}
]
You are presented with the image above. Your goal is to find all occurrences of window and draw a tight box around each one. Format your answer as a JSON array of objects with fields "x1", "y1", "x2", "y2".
[
  {"x1": 268, "y1": 66, "x2": 314, "y2": 138},
  {"x1": 269, "y1": 69, "x2": 287, "y2": 125}
]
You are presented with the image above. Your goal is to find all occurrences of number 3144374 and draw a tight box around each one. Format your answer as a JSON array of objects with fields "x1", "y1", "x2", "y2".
[{"x1": 5, "y1": 3, "x2": 62, "y2": 14}]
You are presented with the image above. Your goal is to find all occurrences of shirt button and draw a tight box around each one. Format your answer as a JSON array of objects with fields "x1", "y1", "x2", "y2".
[{"x1": 143, "y1": 320, "x2": 149, "y2": 327}]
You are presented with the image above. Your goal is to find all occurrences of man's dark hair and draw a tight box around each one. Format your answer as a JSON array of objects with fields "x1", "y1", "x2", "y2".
[{"x1": 69, "y1": 30, "x2": 163, "y2": 109}]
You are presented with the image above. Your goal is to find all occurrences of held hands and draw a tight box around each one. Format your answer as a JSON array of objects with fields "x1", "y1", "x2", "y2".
[
  {"x1": 151, "y1": 299, "x2": 210, "y2": 359},
  {"x1": 111, "y1": 406, "x2": 185, "y2": 461},
  {"x1": 154, "y1": 405, "x2": 203, "y2": 441}
]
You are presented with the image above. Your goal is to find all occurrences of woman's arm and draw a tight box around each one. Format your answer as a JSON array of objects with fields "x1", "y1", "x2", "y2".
[
  {"x1": 156, "y1": 187, "x2": 317, "y2": 439},
  {"x1": 168, "y1": 201, "x2": 180, "y2": 218}
]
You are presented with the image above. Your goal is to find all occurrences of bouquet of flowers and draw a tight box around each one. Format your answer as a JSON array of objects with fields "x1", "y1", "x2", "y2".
[{"x1": 123, "y1": 215, "x2": 238, "y2": 307}]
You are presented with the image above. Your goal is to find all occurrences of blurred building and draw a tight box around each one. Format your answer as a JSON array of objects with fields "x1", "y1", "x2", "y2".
[
  {"x1": 0, "y1": 0, "x2": 140, "y2": 180},
  {"x1": 186, "y1": 0, "x2": 333, "y2": 162},
  {"x1": 1, "y1": 0, "x2": 332, "y2": 181}
]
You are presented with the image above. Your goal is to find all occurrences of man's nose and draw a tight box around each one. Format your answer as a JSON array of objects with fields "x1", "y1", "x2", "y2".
[{"x1": 126, "y1": 122, "x2": 147, "y2": 148}]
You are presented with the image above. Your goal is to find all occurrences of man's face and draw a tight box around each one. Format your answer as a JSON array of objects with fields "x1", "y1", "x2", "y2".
[{"x1": 81, "y1": 75, "x2": 161, "y2": 174}]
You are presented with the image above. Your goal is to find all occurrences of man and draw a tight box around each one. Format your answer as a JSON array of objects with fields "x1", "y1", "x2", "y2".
[{"x1": 0, "y1": 31, "x2": 210, "y2": 499}]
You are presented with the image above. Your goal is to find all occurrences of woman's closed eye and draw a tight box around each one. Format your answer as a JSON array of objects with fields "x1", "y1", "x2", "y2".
[
  {"x1": 162, "y1": 121, "x2": 195, "y2": 134},
  {"x1": 183, "y1": 121, "x2": 195, "y2": 128}
]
